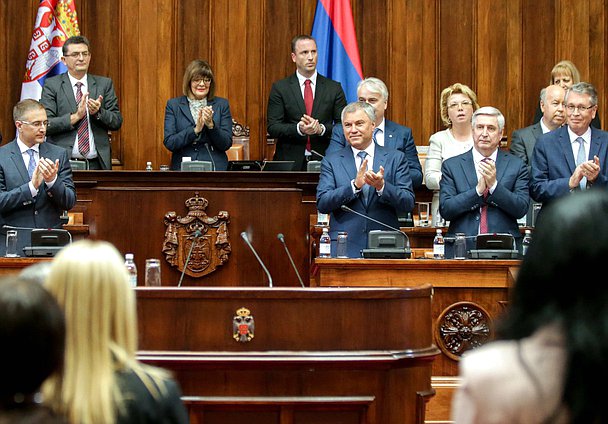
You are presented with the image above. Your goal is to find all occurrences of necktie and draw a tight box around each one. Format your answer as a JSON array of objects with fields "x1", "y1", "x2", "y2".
[
  {"x1": 357, "y1": 151, "x2": 370, "y2": 203},
  {"x1": 372, "y1": 127, "x2": 381, "y2": 145},
  {"x1": 575, "y1": 137, "x2": 587, "y2": 190},
  {"x1": 304, "y1": 79, "x2": 313, "y2": 153},
  {"x1": 26, "y1": 149, "x2": 36, "y2": 179},
  {"x1": 479, "y1": 158, "x2": 491, "y2": 234},
  {"x1": 75, "y1": 82, "x2": 90, "y2": 156}
]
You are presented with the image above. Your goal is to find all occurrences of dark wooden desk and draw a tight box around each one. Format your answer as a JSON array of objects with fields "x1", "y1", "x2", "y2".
[
  {"x1": 136, "y1": 286, "x2": 439, "y2": 424},
  {"x1": 0, "y1": 257, "x2": 52, "y2": 275}
]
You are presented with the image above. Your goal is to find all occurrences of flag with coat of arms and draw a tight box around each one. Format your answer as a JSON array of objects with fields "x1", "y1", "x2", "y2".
[{"x1": 21, "y1": 0, "x2": 80, "y2": 100}]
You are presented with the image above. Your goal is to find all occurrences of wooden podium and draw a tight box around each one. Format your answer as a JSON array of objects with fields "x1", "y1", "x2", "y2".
[{"x1": 136, "y1": 286, "x2": 439, "y2": 424}]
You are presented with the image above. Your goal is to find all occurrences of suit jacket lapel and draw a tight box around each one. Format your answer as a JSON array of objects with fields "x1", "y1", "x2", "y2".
[
  {"x1": 368, "y1": 147, "x2": 389, "y2": 206},
  {"x1": 589, "y1": 128, "x2": 602, "y2": 160},
  {"x1": 61, "y1": 73, "x2": 78, "y2": 111},
  {"x1": 383, "y1": 120, "x2": 396, "y2": 150},
  {"x1": 559, "y1": 127, "x2": 577, "y2": 172},
  {"x1": 311, "y1": 75, "x2": 325, "y2": 117},
  {"x1": 9, "y1": 141, "x2": 30, "y2": 183},
  {"x1": 460, "y1": 151, "x2": 478, "y2": 189},
  {"x1": 289, "y1": 74, "x2": 306, "y2": 116},
  {"x1": 495, "y1": 151, "x2": 509, "y2": 182},
  {"x1": 87, "y1": 75, "x2": 98, "y2": 101},
  {"x1": 179, "y1": 96, "x2": 195, "y2": 125}
]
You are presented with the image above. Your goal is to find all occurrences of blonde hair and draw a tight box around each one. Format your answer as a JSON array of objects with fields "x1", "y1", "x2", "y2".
[
  {"x1": 439, "y1": 83, "x2": 480, "y2": 127},
  {"x1": 550, "y1": 60, "x2": 581, "y2": 85},
  {"x1": 43, "y1": 240, "x2": 169, "y2": 424}
]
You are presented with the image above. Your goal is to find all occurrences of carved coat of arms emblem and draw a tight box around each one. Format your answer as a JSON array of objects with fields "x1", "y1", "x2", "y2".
[{"x1": 162, "y1": 193, "x2": 231, "y2": 278}]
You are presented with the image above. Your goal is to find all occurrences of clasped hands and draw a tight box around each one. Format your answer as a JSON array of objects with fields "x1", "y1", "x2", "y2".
[
  {"x1": 477, "y1": 158, "x2": 496, "y2": 194},
  {"x1": 570, "y1": 156, "x2": 600, "y2": 189},
  {"x1": 71, "y1": 91, "x2": 104, "y2": 125},
  {"x1": 355, "y1": 158, "x2": 385, "y2": 192},
  {"x1": 31, "y1": 158, "x2": 60, "y2": 189},
  {"x1": 195, "y1": 106, "x2": 214, "y2": 134},
  {"x1": 298, "y1": 114, "x2": 322, "y2": 135}
]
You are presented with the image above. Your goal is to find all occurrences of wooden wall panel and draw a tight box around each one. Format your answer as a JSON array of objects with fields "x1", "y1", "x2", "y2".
[{"x1": 0, "y1": 0, "x2": 606, "y2": 167}]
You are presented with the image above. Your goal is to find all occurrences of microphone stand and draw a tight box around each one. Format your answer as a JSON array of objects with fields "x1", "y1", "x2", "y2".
[
  {"x1": 277, "y1": 233, "x2": 305, "y2": 288},
  {"x1": 241, "y1": 232, "x2": 273, "y2": 287},
  {"x1": 178, "y1": 230, "x2": 202, "y2": 287}
]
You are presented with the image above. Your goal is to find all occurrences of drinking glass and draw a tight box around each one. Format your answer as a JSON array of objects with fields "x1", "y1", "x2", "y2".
[{"x1": 145, "y1": 259, "x2": 161, "y2": 286}]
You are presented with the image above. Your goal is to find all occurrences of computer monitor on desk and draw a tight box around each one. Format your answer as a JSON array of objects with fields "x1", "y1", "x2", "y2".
[{"x1": 469, "y1": 233, "x2": 519, "y2": 259}]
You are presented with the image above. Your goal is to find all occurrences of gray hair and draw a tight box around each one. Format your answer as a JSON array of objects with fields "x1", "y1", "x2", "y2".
[
  {"x1": 357, "y1": 77, "x2": 389, "y2": 101},
  {"x1": 472, "y1": 106, "x2": 505, "y2": 132},
  {"x1": 565, "y1": 82, "x2": 598, "y2": 106},
  {"x1": 341, "y1": 101, "x2": 376, "y2": 123},
  {"x1": 539, "y1": 87, "x2": 547, "y2": 103}
]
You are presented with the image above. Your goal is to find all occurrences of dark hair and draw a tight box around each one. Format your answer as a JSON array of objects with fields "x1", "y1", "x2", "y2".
[
  {"x1": 498, "y1": 190, "x2": 608, "y2": 422},
  {"x1": 182, "y1": 59, "x2": 215, "y2": 100},
  {"x1": 291, "y1": 34, "x2": 316, "y2": 53},
  {"x1": 62, "y1": 35, "x2": 90, "y2": 55},
  {"x1": 0, "y1": 277, "x2": 65, "y2": 401}
]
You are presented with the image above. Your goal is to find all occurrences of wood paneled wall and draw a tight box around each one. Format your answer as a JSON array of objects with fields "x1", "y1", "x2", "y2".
[{"x1": 1, "y1": 0, "x2": 606, "y2": 169}]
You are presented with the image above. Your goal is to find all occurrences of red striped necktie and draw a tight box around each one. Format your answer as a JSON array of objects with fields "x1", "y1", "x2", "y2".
[{"x1": 75, "y1": 82, "x2": 90, "y2": 156}]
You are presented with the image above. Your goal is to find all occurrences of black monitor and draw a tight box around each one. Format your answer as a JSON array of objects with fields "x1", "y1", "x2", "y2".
[
  {"x1": 23, "y1": 229, "x2": 72, "y2": 257},
  {"x1": 228, "y1": 160, "x2": 262, "y2": 171},
  {"x1": 261, "y1": 161, "x2": 295, "y2": 171}
]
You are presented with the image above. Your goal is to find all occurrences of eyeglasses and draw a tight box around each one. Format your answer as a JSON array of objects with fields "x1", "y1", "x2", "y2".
[
  {"x1": 20, "y1": 120, "x2": 49, "y2": 128},
  {"x1": 565, "y1": 104, "x2": 595, "y2": 113},
  {"x1": 447, "y1": 100, "x2": 473, "y2": 109},
  {"x1": 193, "y1": 77, "x2": 212, "y2": 85},
  {"x1": 64, "y1": 51, "x2": 90, "y2": 59}
]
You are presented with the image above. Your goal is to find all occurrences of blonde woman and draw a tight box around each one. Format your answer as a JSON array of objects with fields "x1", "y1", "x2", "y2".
[
  {"x1": 425, "y1": 83, "x2": 480, "y2": 226},
  {"x1": 43, "y1": 240, "x2": 188, "y2": 424}
]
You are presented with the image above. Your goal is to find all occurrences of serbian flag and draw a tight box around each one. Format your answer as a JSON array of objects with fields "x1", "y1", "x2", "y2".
[
  {"x1": 20, "y1": 0, "x2": 80, "y2": 100},
  {"x1": 311, "y1": 0, "x2": 363, "y2": 103}
]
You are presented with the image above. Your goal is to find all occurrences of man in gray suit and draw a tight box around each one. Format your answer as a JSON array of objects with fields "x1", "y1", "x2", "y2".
[
  {"x1": 510, "y1": 85, "x2": 565, "y2": 225},
  {"x1": 0, "y1": 100, "x2": 76, "y2": 255},
  {"x1": 40, "y1": 35, "x2": 123, "y2": 170},
  {"x1": 510, "y1": 85, "x2": 566, "y2": 171}
]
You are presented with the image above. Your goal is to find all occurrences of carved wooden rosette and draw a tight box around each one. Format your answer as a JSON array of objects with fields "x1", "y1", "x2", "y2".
[
  {"x1": 435, "y1": 301, "x2": 493, "y2": 361},
  {"x1": 163, "y1": 193, "x2": 231, "y2": 278}
]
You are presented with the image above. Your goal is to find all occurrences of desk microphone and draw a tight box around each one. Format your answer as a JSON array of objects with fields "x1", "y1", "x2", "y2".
[
  {"x1": 340, "y1": 205, "x2": 410, "y2": 248},
  {"x1": 277, "y1": 233, "x2": 305, "y2": 288},
  {"x1": 240, "y1": 231, "x2": 273, "y2": 287},
  {"x1": 178, "y1": 229, "x2": 202, "y2": 287},
  {"x1": 310, "y1": 149, "x2": 325, "y2": 159},
  {"x1": 204, "y1": 143, "x2": 217, "y2": 171}
]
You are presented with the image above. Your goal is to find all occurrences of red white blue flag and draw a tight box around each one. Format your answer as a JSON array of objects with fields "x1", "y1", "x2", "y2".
[
  {"x1": 21, "y1": 0, "x2": 80, "y2": 100},
  {"x1": 311, "y1": 0, "x2": 363, "y2": 103}
]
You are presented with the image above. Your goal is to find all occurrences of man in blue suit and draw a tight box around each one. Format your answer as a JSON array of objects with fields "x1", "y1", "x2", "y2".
[
  {"x1": 440, "y1": 107, "x2": 529, "y2": 255},
  {"x1": 316, "y1": 102, "x2": 415, "y2": 258},
  {"x1": 0, "y1": 100, "x2": 77, "y2": 255},
  {"x1": 530, "y1": 82, "x2": 608, "y2": 206},
  {"x1": 325, "y1": 77, "x2": 423, "y2": 188}
]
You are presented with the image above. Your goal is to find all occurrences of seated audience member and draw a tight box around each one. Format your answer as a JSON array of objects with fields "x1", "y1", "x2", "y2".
[
  {"x1": 452, "y1": 190, "x2": 608, "y2": 423},
  {"x1": 327, "y1": 77, "x2": 423, "y2": 188},
  {"x1": 164, "y1": 59, "x2": 233, "y2": 170},
  {"x1": 425, "y1": 83, "x2": 480, "y2": 226},
  {"x1": 0, "y1": 277, "x2": 66, "y2": 424},
  {"x1": 317, "y1": 101, "x2": 414, "y2": 258},
  {"x1": 43, "y1": 240, "x2": 189, "y2": 424},
  {"x1": 530, "y1": 82, "x2": 608, "y2": 207},
  {"x1": 532, "y1": 59, "x2": 601, "y2": 128},
  {"x1": 439, "y1": 107, "x2": 528, "y2": 256}
]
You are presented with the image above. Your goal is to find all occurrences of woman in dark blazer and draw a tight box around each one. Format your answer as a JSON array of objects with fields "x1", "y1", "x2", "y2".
[{"x1": 164, "y1": 59, "x2": 233, "y2": 170}]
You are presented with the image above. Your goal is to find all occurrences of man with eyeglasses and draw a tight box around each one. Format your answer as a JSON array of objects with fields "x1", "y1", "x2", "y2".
[
  {"x1": 0, "y1": 99, "x2": 76, "y2": 255},
  {"x1": 530, "y1": 82, "x2": 608, "y2": 206},
  {"x1": 326, "y1": 77, "x2": 423, "y2": 189},
  {"x1": 40, "y1": 35, "x2": 123, "y2": 170}
]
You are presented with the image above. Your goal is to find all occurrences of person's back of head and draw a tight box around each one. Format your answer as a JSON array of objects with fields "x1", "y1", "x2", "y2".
[
  {"x1": 0, "y1": 276, "x2": 65, "y2": 422},
  {"x1": 500, "y1": 190, "x2": 608, "y2": 422}
]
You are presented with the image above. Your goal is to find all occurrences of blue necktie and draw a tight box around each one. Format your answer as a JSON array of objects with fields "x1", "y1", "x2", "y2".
[
  {"x1": 357, "y1": 151, "x2": 370, "y2": 203},
  {"x1": 372, "y1": 127, "x2": 380, "y2": 144},
  {"x1": 26, "y1": 149, "x2": 36, "y2": 179},
  {"x1": 575, "y1": 137, "x2": 587, "y2": 190}
]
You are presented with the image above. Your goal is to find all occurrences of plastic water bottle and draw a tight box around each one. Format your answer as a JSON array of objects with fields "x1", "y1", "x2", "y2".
[
  {"x1": 319, "y1": 227, "x2": 331, "y2": 258},
  {"x1": 125, "y1": 253, "x2": 138, "y2": 287},
  {"x1": 145, "y1": 162, "x2": 153, "y2": 171},
  {"x1": 433, "y1": 229, "x2": 445, "y2": 259},
  {"x1": 522, "y1": 229, "x2": 532, "y2": 256}
]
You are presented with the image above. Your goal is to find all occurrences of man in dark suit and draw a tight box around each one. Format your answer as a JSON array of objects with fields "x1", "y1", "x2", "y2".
[
  {"x1": 326, "y1": 77, "x2": 423, "y2": 188},
  {"x1": 316, "y1": 102, "x2": 414, "y2": 258},
  {"x1": 267, "y1": 34, "x2": 347, "y2": 171},
  {"x1": 530, "y1": 82, "x2": 608, "y2": 205},
  {"x1": 40, "y1": 35, "x2": 123, "y2": 170},
  {"x1": 0, "y1": 99, "x2": 76, "y2": 255},
  {"x1": 511, "y1": 85, "x2": 566, "y2": 171},
  {"x1": 440, "y1": 107, "x2": 529, "y2": 255}
]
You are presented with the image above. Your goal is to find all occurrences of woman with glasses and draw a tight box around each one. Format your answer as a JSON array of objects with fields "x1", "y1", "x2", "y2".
[
  {"x1": 164, "y1": 59, "x2": 233, "y2": 170},
  {"x1": 532, "y1": 60, "x2": 601, "y2": 129},
  {"x1": 43, "y1": 240, "x2": 188, "y2": 424},
  {"x1": 425, "y1": 83, "x2": 480, "y2": 226}
]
